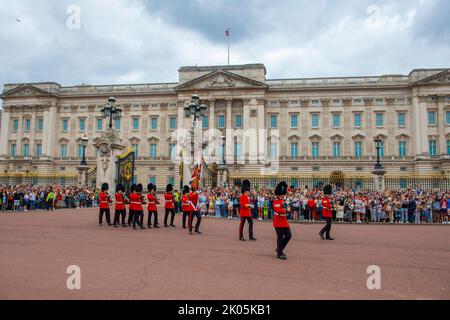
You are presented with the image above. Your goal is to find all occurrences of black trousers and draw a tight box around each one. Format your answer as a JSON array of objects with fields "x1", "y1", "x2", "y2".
[
  {"x1": 114, "y1": 209, "x2": 126, "y2": 226},
  {"x1": 164, "y1": 208, "x2": 175, "y2": 226},
  {"x1": 127, "y1": 210, "x2": 134, "y2": 225},
  {"x1": 133, "y1": 210, "x2": 143, "y2": 228},
  {"x1": 275, "y1": 227, "x2": 292, "y2": 257},
  {"x1": 320, "y1": 217, "x2": 333, "y2": 238},
  {"x1": 148, "y1": 210, "x2": 158, "y2": 227},
  {"x1": 189, "y1": 210, "x2": 201, "y2": 232},
  {"x1": 99, "y1": 208, "x2": 111, "y2": 224},
  {"x1": 239, "y1": 216, "x2": 254, "y2": 239},
  {"x1": 182, "y1": 211, "x2": 190, "y2": 228}
]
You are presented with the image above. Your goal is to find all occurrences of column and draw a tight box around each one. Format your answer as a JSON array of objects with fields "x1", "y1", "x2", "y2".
[
  {"x1": 209, "y1": 99, "x2": 215, "y2": 131},
  {"x1": 279, "y1": 100, "x2": 289, "y2": 159},
  {"x1": 225, "y1": 99, "x2": 233, "y2": 163},
  {"x1": 257, "y1": 98, "x2": 265, "y2": 161},
  {"x1": 0, "y1": 107, "x2": 11, "y2": 158},
  {"x1": 437, "y1": 95, "x2": 446, "y2": 155},
  {"x1": 412, "y1": 95, "x2": 429, "y2": 156}
]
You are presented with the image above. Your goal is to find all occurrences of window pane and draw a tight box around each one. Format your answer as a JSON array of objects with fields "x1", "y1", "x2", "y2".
[
  {"x1": 399, "y1": 141, "x2": 407, "y2": 157},
  {"x1": 13, "y1": 119, "x2": 19, "y2": 131},
  {"x1": 133, "y1": 144, "x2": 138, "y2": 157},
  {"x1": 312, "y1": 142, "x2": 320, "y2": 158},
  {"x1": 428, "y1": 111, "x2": 436, "y2": 125},
  {"x1": 376, "y1": 113, "x2": 383, "y2": 127},
  {"x1": 202, "y1": 115, "x2": 208, "y2": 128},
  {"x1": 429, "y1": 140, "x2": 437, "y2": 156},
  {"x1": 36, "y1": 144, "x2": 42, "y2": 158},
  {"x1": 169, "y1": 117, "x2": 176, "y2": 129},
  {"x1": 23, "y1": 144, "x2": 29, "y2": 157},
  {"x1": 270, "y1": 115, "x2": 277, "y2": 128},
  {"x1": 114, "y1": 118, "x2": 121, "y2": 130},
  {"x1": 333, "y1": 142, "x2": 341, "y2": 157},
  {"x1": 79, "y1": 119, "x2": 85, "y2": 131},
  {"x1": 312, "y1": 114, "x2": 319, "y2": 128},
  {"x1": 398, "y1": 113, "x2": 405, "y2": 127},
  {"x1": 218, "y1": 115, "x2": 225, "y2": 128},
  {"x1": 235, "y1": 115, "x2": 242, "y2": 128},
  {"x1": 333, "y1": 114, "x2": 340, "y2": 127},
  {"x1": 133, "y1": 118, "x2": 139, "y2": 130},
  {"x1": 355, "y1": 141, "x2": 363, "y2": 158},
  {"x1": 37, "y1": 118, "x2": 44, "y2": 131},
  {"x1": 150, "y1": 144, "x2": 157, "y2": 158},
  {"x1": 290, "y1": 115, "x2": 298, "y2": 128},
  {"x1": 62, "y1": 119, "x2": 68, "y2": 131},
  {"x1": 11, "y1": 144, "x2": 16, "y2": 157},
  {"x1": 446, "y1": 111, "x2": 450, "y2": 125},
  {"x1": 354, "y1": 114, "x2": 361, "y2": 127},
  {"x1": 97, "y1": 118, "x2": 103, "y2": 131},
  {"x1": 151, "y1": 117, "x2": 158, "y2": 130},
  {"x1": 290, "y1": 142, "x2": 298, "y2": 158}
]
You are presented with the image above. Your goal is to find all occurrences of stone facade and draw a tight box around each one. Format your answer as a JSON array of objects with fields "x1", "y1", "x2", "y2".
[{"x1": 1, "y1": 64, "x2": 450, "y2": 190}]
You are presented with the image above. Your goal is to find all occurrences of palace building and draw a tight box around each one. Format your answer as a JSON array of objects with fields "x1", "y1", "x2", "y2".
[{"x1": 1, "y1": 63, "x2": 450, "y2": 190}]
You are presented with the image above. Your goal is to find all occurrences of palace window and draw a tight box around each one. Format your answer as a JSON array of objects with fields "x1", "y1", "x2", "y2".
[
  {"x1": 168, "y1": 176, "x2": 175, "y2": 186},
  {"x1": 169, "y1": 143, "x2": 176, "y2": 158},
  {"x1": 290, "y1": 142, "x2": 298, "y2": 159},
  {"x1": 132, "y1": 118, "x2": 139, "y2": 130},
  {"x1": 77, "y1": 144, "x2": 84, "y2": 159},
  {"x1": 37, "y1": 118, "x2": 44, "y2": 131},
  {"x1": 114, "y1": 118, "x2": 121, "y2": 130},
  {"x1": 202, "y1": 115, "x2": 208, "y2": 129},
  {"x1": 169, "y1": 117, "x2": 177, "y2": 130},
  {"x1": 354, "y1": 113, "x2": 362, "y2": 127},
  {"x1": 270, "y1": 115, "x2": 277, "y2": 129},
  {"x1": 149, "y1": 143, "x2": 157, "y2": 158},
  {"x1": 429, "y1": 140, "x2": 437, "y2": 157},
  {"x1": 11, "y1": 143, "x2": 16, "y2": 157},
  {"x1": 332, "y1": 114, "x2": 340, "y2": 128},
  {"x1": 234, "y1": 142, "x2": 242, "y2": 160},
  {"x1": 62, "y1": 119, "x2": 69, "y2": 132},
  {"x1": 79, "y1": 118, "x2": 86, "y2": 131},
  {"x1": 447, "y1": 140, "x2": 450, "y2": 155},
  {"x1": 24, "y1": 119, "x2": 31, "y2": 132},
  {"x1": 23, "y1": 143, "x2": 29, "y2": 157},
  {"x1": 333, "y1": 142, "x2": 341, "y2": 158},
  {"x1": 96, "y1": 118, "x2": 103, "y2": 131},
  {"x1": 12, "y1": 119, "x2": 19, "y2": 132},
  {"x1": 397, "y1": 113, "x2": 406, "y2": 127},
  {"x1": 354, "y1": 141, "x2": 363, "y2": 158},
  {"x1": 36, "y1": 143, "x2": 42, "y2": 159},
  {"x1": 150, "y1": 117, "x2": 158, "y2": 130},
  {"x1": 218, "y1": 115, "x2": 225, "y2": 129},
  {"x1": 311, "y1": 113, "x2": 319, "y2": 128},
  {"x1": 290, "y1": 114, "x2": 298, "y2": 129},
  {"x1": 311, "y1": 142, "x2": 320, "y2": 158},
  {"x1": 269, "y1": 142, "x2": 278, "y2": 159},
  {"x1": 446, "y1": 111, "x2": 450, "y2": 125},
  {"x1": 60, "y1": 144, "x2": 67, "y2": 159},
  {"x1": 375, "y1": 113, "x2": 384, "y2": 127},
  {"x1": 428, "y1": 111, "x2": 436, "y2": 126},
  {"x1": 132, "y1": 144, "x2": 139, "y2": 157},
  {"x1": 235, "y1": 114, "x2": 242, "y2": 128},
  {"x1": 399, "y1": 141, "x2": 407, "y2": 157},
  {"x1": 378, "y1": 141, "x2": 385, "y2": 157}
]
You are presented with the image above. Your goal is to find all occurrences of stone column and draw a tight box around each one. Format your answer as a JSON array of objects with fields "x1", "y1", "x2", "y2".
[
  {"x1": 372, "y1": 168, "x2": 386, "y2": 191},
  {"x1": 77, "y1": 165, "x2": 89, "y2": 187},
  {"x1": 279, "y1": 100, "x2": 289, "y2": 159},
  {"x1": 209, "y1": 99, "x2": 215, "y2": 130},
  {"x1": 0, "y1": 106, "x2": 11, "y2": 158},
  {"x1": 257, "y1": 98, "x2": 266, "y2": 162},
  {"x1": 412, "y1": 95, "x2": 429, "y2": 156},
  {"x1": 42, "y1": 104, "x2": 57, "y2": 159},
  {"x1": 437, "y1": 95, "x2": 446, "y2": 154}
]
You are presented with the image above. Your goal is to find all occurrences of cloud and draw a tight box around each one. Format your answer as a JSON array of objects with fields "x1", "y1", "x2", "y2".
[{"x1": 0, "y1": 0, "x2": 449, "y2": 93}]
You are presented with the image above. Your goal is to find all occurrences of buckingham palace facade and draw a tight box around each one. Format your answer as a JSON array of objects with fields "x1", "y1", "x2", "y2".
[{"x1": 1, "y1": 63, "x2": 450, "y2": 190}]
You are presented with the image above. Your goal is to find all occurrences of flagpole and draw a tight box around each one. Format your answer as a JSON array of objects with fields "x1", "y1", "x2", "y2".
[{"x1": 227, "y1": 36, "x2": 230, "y2": 65}]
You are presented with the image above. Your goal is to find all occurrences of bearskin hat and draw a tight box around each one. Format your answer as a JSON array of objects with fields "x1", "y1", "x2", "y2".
[
  {"x1": 147, "y1": 183, "x2": 155, "y2": 192},
  {"x1": 130, "y1": 184, "x2": 137, "y2": 192},
  {"x1": 323, "y1": 184, "x2": 333, "y2": 195},
  {"x1": 101, "y1": 182, "x2": 109, "y2": 191},
  {"x1": 241, "y1": 179, "x2": 250, "y2": 193},
  {"x1": 183, "y1": 185, "x2": 190, "y2": 194},
  {"x1": 166, "y1": 184, "x2": 173, "y2": 193},
  {"x1": 116, "y1": 183, "x2": 124, "y2": 192},
  {"x1": 275, "y1": 181, "x2": 288, "y2": 196},
  {"x1": 136, "y1": 183, "x2": 143, "y2": 193}
]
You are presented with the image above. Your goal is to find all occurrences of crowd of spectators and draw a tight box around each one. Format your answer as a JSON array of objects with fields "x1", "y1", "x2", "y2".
[{"x1": 1, "y1": 184, "x2": 449, "y2": 224}]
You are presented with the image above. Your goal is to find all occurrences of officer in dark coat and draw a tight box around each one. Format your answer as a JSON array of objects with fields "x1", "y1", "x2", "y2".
[
  {"x1": 273, "y1": 181, "x2": 291, "y2": 260},
  {"x1": 319, "y1": 185, "x2": 335, "y2": 240}
]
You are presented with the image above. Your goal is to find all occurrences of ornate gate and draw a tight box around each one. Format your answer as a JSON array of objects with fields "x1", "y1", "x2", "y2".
[{"x1": 116, "y1": 148, "x2": 135, "y2": 194}]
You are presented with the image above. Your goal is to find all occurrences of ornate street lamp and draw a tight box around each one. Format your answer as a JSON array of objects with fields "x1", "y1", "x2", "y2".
[
  {"x1": 184, "y1": 93, "x2": 207, "y2": 123},
  {"x1": 372, "y1": 135, "x2": 386, "y2": 191},
  {"x1": 374, "y1": 136, "x2": 384, "y2": 170},
  {"x1": 101, "y1": 96, "x2": 122, "y2": 129},
  {"x1": 80, "y1": 134, "x2": 89, "y2": 166},
  {"x1": 220, "y1": 135, "x2": 226, "y2": 165}
]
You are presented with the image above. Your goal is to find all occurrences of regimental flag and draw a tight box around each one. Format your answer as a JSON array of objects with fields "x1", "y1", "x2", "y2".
[
  {"x1": 190, "y1": 163, "x2": 202, "y2": 191},
  {"x1": 225, "y1": 29, "x2": 230, "y2": 37}
]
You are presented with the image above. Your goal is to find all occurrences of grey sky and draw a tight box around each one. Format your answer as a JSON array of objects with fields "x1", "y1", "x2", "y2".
[{"x1": 0, "y1": 0, "x2": 449, "y2": 90}]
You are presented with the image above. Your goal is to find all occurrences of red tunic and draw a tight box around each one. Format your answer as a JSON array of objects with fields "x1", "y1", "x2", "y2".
[
  {"x1": 164, "y1": 192, "x2": 174, "y2": 209},
  {"x1": 189, "y1": 192, "x2": 198, "y2": 211},
  {"x1": 147, "y1": 193, "x2": 157, "y2": 211},
  {"x1": 115, "y1": 193, "x2": 125, "y2": 210},
  {"x1": 181, "y1": 194, "x2": 190, "y2": 212},
  {"x1": 239, "y1": 194, "x2": 251, "y2": 217},
  {"x1": 273, "y1": 198, "x2": 289, "y2": 228},
  {"x1": 129, "y1": 193, "x2": 143, "y2": 211},
  {"x1": 99, "y1": 192, "x2": 110, "y2": 209},
  {"x1": 322, "y1": 197, "x2": 332, "y2": 218}
]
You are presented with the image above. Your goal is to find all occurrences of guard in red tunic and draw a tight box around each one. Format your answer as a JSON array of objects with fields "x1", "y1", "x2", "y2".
[
  {"x1": 98, "y1": 182, "x2": 112, "y2": 226},
  {"x1": 113, "y1": 183, "x2": 127, "y2": 227},
  {"x1": 273, "y1": 181, "x2": 291, "y2": 260},
  {"x1": 164, "y1": 184, "x2": 176, "y2": 227},
  {"x1": 130, "y1": 183, "x2": 145, "y2": 229},
  {"x1": 239, "y1": 180, "x2": 256, "y2": 241},
  {"x1": 181, "y1": 185, "x2": 191, "y2": 229},
  {"x1": 147, "y1": 183, "x2": 159, "y2": 228},
  {"x1": 188, "y1": 186, "x2": 201, "y2": 235},
  {"x1": 319, "y1": 185, "x2": 335, "y2": 240}
]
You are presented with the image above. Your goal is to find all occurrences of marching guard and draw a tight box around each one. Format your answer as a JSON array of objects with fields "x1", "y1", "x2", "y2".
[
  {"x1": 147, "y1": 183, "x2": 159, "y2": 228},
  {"x1": 98, "y1": 182, "x2": 112, "y2": 226},
  {"x1": 273, "y1": 181, "x2": 292, "y2": 260},
  {"x1": 113, "y1": 183, "x2": 127, "y2": 227},
  {"x1": 319, "y1": 185, "x2": 335, "y2": 240},
  {"x1": 164, "y1": 184, "x2": 176, "y2": 227},
  {"x1": 188, "y1": 186, "x2": 201, "y2": 235},
  {"x1": 238, "y1": 180, "x2": 257, "y2": 241},
  {"x1": 181, "y1": 186, "x2": 191, "y2": 229},
  {"x1": 130, "y1": 183, "x2": 145, "y2": 229}
]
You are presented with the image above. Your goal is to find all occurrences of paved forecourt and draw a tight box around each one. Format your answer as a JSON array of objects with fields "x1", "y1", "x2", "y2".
[{"x1": 0, "y1": 207, "x2": 449, "y2": 300}]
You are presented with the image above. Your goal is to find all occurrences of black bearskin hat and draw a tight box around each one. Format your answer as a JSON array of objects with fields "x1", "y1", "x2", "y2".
[
  {"x1": 147, "y1": 183, "x2": 155, "y2": 192},
  {"x1": 166, "y1": 184, "x2": 173, "y2": 193},
  {"x1": 323, "y1": 185, "x2": 332, "y2": 195},
  {"x1": 130, "y1": 184, "x2": 137, "y2": 192},
  {"x1": 101, "y1": 182, "x2": 109, "y2": 192},
  {"x1": 275, "y1": 181, "x2": 288, "y2": 196},
  {"x1": 183, "y1": 185, "x2": 190, "y2": 194},
  {"x1": 241, "y1": 180, "x2": 250, "y2": 193},
  {"x1": 116, "y1": 183, "x2": 124, "y2": 192},
  {"x1": 136, "y1": 183, "x2": 143, "y2": 193}
]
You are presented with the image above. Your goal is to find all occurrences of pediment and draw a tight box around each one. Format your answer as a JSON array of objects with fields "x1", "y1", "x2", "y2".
[
  {"x1": 417, "y1": 69, "x2": 450, "y2": 85},
  {"x1": 174, "y1": 69, "x2": 268, "y2": 91},
  {"x1": 1, "y1": 84, "x2": 54, "y2": 97}
]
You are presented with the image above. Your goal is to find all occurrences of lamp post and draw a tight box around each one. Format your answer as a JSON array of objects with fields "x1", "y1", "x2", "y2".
[
  {"x1": 372, "y1": 135, "x2": 386, "y2": 191},
  {"x1": 80, "y1": 134, "x2": 88, "y2": 166},
  {"x1": 220, "y1": 135, "x2": 226, "y2": 165},
  {"x1": 101, "y1": 96, "x2": 122, "y2": 130}
]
